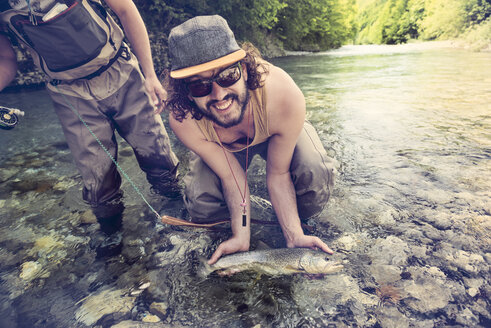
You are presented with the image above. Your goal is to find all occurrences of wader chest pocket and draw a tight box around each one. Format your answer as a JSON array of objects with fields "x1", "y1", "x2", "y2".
[{"x1": 11, "y1": 1, "x2": 107, "y2": 72}]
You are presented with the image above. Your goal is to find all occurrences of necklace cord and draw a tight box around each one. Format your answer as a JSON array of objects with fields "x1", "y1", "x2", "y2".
[
  {"x1": 53, "y1": 85, "x2": 255, "y2": 228},
  {"x1": 216, "y1": 106, "x2": 251, "y2": 226}
]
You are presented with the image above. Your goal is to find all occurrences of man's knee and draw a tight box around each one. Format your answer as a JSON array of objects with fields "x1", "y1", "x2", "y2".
[
  {"x1": 146, "y1": 164, "x2": 182, "y2": 198},
  {"x1": 183, "y1": 187, "x2": 229, "y2": 222},
  {"x1": 82, "y1": 169, "x2": 122, "y2": 207},
  {"x1": 294, "y1": 157, "x2": 335, "y2": 219}
]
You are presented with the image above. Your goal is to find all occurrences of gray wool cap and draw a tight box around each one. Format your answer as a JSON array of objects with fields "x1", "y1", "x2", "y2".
[{"x1": 168, "y1": 15, "x2": 246, "y2": 79}]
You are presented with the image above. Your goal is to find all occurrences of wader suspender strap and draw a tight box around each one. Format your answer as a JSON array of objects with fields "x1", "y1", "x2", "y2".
[
  {"x1": 50, "y1": 45, "x2": 130, "y2": 85},
  {"x1": 25, "y1": 0, "x2": 38, "y2": 25}
]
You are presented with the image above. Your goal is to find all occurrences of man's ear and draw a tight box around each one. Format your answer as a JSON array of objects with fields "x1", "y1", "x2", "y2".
[{"x1": 242, "y1": 63, "x2": 248, "y2": 82}]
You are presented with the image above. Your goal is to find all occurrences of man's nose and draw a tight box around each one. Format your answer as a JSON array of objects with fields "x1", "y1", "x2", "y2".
[{"x1": 209, "y1": 81, "x2": 228, "y2": 99}]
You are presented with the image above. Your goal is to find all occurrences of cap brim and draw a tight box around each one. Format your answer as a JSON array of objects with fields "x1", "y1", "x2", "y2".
[{"x1": 170, "y1": 49, "x2": 246, "y2": 79}]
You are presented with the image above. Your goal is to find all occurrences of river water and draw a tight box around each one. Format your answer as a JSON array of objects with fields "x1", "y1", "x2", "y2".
[{"x1": 0, "y1": 42, "x2": 489, "y2": 327}]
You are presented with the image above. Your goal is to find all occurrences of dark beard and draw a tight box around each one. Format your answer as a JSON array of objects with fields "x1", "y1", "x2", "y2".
[{"x1": 201, "y1": 91, "x2": 250, "y2": 128}]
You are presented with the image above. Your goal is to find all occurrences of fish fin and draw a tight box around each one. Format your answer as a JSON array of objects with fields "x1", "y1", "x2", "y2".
[
  {"x1": 197, "y1": 256, "x2": 213, "y2": 278},
  {"x1": 255, "y1": 240, "x2": 272, "y2": 250}
]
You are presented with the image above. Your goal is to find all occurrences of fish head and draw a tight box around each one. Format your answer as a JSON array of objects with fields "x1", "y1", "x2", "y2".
[{"x1": 299, "y1": 251, "x2": 344, "y2": 274}]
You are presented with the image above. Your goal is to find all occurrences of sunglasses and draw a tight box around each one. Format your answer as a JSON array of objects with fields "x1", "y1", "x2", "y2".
[{"x1": 186, "y1": 62, "x2": 242, "y2": 97}]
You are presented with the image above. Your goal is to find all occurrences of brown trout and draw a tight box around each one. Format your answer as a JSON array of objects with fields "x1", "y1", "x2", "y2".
[{"x1": 199, "y1": 248, "x2": 343, "y2": 277}]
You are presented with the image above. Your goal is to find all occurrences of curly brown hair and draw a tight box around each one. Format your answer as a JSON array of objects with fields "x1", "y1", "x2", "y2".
[{"x1": 163, "y1": 42, "x2": 269, "y2": 122}]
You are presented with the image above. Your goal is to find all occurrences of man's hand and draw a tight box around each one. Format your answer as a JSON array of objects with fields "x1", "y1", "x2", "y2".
[
  {"x1": 287, "y1": 234, "x2": 334, "y2": 254},
  {"x1": 208, "y1": 236, "x2": 250, "y2": 265},
  {"x1": 144, "y1": 76, "x2": 167, "y2": 114}
]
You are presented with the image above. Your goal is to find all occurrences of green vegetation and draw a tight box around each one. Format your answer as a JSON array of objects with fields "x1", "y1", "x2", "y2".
[
  {"x1": 133, "y1": 0, "x2": 358, "y2": 53},
  {"x1": 134, "y1": 0, "x2": 489, "y2": 54},
  {"x1": 356, "y1": 0, "x2": 491, "y2": 47}
]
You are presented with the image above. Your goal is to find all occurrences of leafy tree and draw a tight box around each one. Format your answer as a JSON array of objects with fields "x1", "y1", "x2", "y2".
[
  {"x1": 356, "y1": 0, "x2": 491, "y2": 44},
  {"x1": 276, "y1": 0, "x2": 356, "y2": 51}
]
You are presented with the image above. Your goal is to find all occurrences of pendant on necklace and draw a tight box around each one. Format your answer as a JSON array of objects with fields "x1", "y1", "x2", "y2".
[{"x1": 240, "y1": 201, "x2": 247, "y2": 226}]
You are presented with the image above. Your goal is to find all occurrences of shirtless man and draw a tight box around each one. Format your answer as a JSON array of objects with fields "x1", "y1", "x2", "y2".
[{"x1": 165, "y1": 15, "x2": 336, "y2": 264}]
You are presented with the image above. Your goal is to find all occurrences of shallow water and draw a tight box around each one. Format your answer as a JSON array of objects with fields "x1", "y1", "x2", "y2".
[{"x1": 0, "y1": 42, "x2": 489, "y2": 327}]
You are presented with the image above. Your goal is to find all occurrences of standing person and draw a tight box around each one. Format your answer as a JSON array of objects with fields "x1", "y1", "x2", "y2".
[
  {"x1": 165, "y1": 15, "x2": 336, "y2": 264},
  {"x1": 0, "y1": 0, "x2": 180, "y2": 257}
]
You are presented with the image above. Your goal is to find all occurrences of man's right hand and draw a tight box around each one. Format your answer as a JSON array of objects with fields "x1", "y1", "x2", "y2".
[{"x1": 207, "y1": 235, "x2": 250, "y2": 265}]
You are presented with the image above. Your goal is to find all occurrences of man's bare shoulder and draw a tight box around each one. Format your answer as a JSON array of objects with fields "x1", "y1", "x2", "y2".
[
  {"x1": 169, "y1": 113, "x2": 198, "y2": 134},
  {"x1": 264, "y1": 64, "x2": 306, "y2": 133}
]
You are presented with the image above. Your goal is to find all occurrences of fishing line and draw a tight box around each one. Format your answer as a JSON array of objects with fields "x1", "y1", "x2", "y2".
[
  {"x1": 52, "y1": 86, "x2": 273, "y2": 229},
  {"x1": 53, "y1": 84, "x2": 161, "y2": 220}
]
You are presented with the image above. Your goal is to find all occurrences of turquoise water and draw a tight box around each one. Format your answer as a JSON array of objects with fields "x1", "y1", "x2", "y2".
[{"x1": 0, "y1": 42, "x2": 489, "y2": 327}]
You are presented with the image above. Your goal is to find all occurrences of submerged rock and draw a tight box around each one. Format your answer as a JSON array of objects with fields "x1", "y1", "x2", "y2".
[
  {"x1": 292, "y1": 274, "x2": 377, "y2": 326},
  {"x1": 111, "y1": 320, "x2": 184, "y2": 327},
  {"x1": 368, "y1": 236, "x2": 410, "y2": 266},
  {"x1": 403, "y1": 267, "x2": 453, "y2": 313},
  {"x1": 75, "y1": 288, "x2": 135, "y2": 326},
  {"x1": 19, "y1": 261, "x2": 48, "y2": 281}
]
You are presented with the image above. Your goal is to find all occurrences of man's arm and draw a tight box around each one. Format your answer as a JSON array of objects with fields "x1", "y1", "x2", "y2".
[
  {"x1": 169, "y1": 115, "x2": 251, "y2": 264},
  {"x1": 0, "y1": 34, "x2": 18, "y2": 92},
  {"x1": 265, "y1": 66, "x2": 333, "y2": 254},
  {"x1": 104, "y1": 0, "x2": 166, "y2": 113}
]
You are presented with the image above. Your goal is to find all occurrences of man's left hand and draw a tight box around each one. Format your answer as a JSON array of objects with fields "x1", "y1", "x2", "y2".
[
  {"x1": 144, "y1": 76, "x2": 167, "y2": 114},
  {"x1": 288, "y1": 234, "x2": 334, "y2": 254}
]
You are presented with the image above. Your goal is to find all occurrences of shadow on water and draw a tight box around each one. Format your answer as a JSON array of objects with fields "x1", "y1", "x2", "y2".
[{"x1": 0, "y1": 43, "x2": 490, "y2": 327}]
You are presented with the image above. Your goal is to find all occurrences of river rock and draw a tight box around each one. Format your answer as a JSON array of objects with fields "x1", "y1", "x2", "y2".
[
  {"x1": 111, "y1": 320, "x2": 184, "y2": 328},
  {"x1": 75, "y1": 288, "x2": 136, "y2": 326},
  {"x1": 149, "y1": 302, "x2": 168, "y2": 318},
  {"x1": 375, "y1": 209, "x2": 397, "y2": 226},
  {"x1": 141, "y1": 313, "x2": 160, "y2": 323},
  {"x1": 52, "y1": 178, "x2": 77, "y2": 192},
  {"x1": 80, "y1": 210, "x2": 97, "y2": 224},
  {"x1": 419, "y1": 208, "x2": 453, "y2": 230},
  {"x1": 375, "y1": 306, "x2": 410, "y2": 328},
  {"x1": 122, "y1": 238, "x2": 146, "y2": 263},
  {"x1": 403, "y1": 266, "x2": 453, "y2": 313},
  {"x1": 292, "y1": 274, "x2": 377, "y2": 326},
  {"x1": 368, "y1": 236, "x2": 409, "y2": 266},
  {"x1": 370, "y1": 264, "x2": 402, "y2": 284},
  {"x1": 445, "y1": 249, "x2": 486, "y2": 274},
  {"x1": 463, "y1": 277, "x2": 484, "y2": 290},
  {"x1": 30, "y1": 235, "x2": 64, "y2": 259},
  {"x1": 333, "y1": 234, "x2": 360, "y2": 251},
  {"x1": 404, "y1": 281, "x2": 452, "y2": 313},
  {"x1": 19, "y1": 261, "x2": 48, "y2": 281},
  {"x1": 0, "y1": 167, "x2": 18, "y2": 183}
]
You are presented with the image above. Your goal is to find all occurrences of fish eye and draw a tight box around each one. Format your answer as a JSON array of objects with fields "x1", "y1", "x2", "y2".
[{"x1": 324, "y1": 257, "x2": 330, "y2": 261}]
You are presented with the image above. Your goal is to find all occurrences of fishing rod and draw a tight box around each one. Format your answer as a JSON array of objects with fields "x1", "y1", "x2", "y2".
[
  {"x1": 0, "y1": 105, "x2": 25, "y2": 130},
  {"x1": 1, "y1": 101, "x2": 292, "y2": 230}
]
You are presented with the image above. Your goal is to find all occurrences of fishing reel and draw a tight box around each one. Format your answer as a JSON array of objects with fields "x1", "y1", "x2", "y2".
[{"x1": 0, "y1": 106, "x2": 24, "y2": 130}]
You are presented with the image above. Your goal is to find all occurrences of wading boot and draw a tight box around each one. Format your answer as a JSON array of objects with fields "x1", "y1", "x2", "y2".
[
  {"x1": 90, "y1": 197, "x2": 125, "y2": 258},
  {"x1": 93, "y1": 214, "x2": 123, "y2": 258},
  {"x1": 148, "y1": 166, "x2": 182, "y2": 199}
]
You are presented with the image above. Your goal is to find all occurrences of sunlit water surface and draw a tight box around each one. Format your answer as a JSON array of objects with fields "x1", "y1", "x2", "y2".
[{"x1": 0, "y1": 42, "x2": 489, "y2": 327}]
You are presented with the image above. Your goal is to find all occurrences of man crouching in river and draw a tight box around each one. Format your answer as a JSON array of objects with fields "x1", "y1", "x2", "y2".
[{"x1": 164, "y1": 15, "x2": 336, "y2": 264}]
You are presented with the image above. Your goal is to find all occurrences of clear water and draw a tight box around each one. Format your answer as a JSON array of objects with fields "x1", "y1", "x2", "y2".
[{"x1": 0, "y1": 42, "x2": 489, "y2": 327}]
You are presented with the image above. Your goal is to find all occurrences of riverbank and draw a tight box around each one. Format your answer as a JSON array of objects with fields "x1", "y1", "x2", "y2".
[
  {"x1": 7, "y1": 36, "x2": 488, "y2": 91},
  {"x1": 5, "y1": 32, "x2": 285, "y2": 91}
]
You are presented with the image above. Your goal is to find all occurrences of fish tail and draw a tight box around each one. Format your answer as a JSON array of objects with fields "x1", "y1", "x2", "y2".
[{"x1": 197, "y1": 256, "x2": 213, "y2": 278}]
